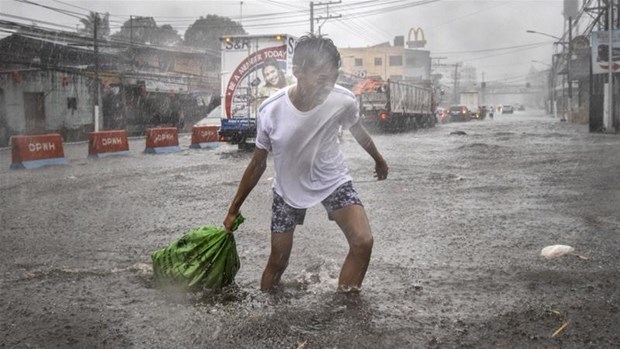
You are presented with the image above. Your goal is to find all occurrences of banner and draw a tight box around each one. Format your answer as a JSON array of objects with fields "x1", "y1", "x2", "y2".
[
  {"x1": 591, "y1": 29, "x2": 620, "y2": 74},
  {"x1": 224, "y1": 45, "x2": 290, "y2": 118}
]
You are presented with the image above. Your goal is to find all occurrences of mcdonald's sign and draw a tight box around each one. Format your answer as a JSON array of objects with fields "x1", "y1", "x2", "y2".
[{"x1": 406, "y1": 27, "x2": 427, "y2": 48}]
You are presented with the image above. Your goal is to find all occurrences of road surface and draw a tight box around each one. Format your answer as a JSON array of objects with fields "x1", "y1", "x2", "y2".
[{"x1": 1, "y1": 110, "x2": 619, "y2": 348}]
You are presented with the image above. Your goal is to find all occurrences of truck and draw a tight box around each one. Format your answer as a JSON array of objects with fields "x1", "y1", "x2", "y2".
[
  {"x1": 354, "y1": 78, "x2": 435, "y2": 132},
  {"x1": 459, "y1": 91, "x2": 482, "y2": 120},
  {"x1": 217, "y1": 34, "x2": 297, "y2": 149}
]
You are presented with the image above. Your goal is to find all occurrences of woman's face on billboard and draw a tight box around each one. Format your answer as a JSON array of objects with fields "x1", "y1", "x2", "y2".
[{"x1": 263, "y1": 64, "x2": 280, "y2": 86}]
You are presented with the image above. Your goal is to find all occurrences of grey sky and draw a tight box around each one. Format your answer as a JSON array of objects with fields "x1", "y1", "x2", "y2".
[{"x1": 0, "y1": 0, "x2": 570, "y2": 83}]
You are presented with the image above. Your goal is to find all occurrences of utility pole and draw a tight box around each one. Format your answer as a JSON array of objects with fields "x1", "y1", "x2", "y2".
[
  {"x1": 567, "y1": 16, "x2": 573, "y2": 122},
  {"x1": 608, "y1": 0, "x2": 615, "y2": 132},
  {"x1": 552, "y1": 54, "x2": 558, "y2": 118},
  {"x1": 310, "y1": 1, "x2": 341, "y2": 35},
  {"x1": 129, "y1": 15, "x2": 133, "y2": 44},
  {"x1": 453, "y1": 63, "x2": 460, "y2": 104},
  {"x1": 481, "y1": 71, "x2": 485, "y2": 104},
  {"x1": 310, "y1": 2, "x2": 314, "y2": 34},
  {"x1": 94, "y1": 14, "x2": 100, "y2": 132}
]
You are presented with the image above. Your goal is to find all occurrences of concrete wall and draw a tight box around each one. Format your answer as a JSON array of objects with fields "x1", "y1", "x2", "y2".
[{"x1": 0, "y1": 70, "x2": 95, "y2": 144}]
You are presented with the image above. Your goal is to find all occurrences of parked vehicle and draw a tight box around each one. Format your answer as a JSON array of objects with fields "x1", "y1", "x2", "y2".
[
  {"x1": 448, "y1": 105, "x2": 471, "y2": 122},
  {"x1": 355, "y1": 78, "x2": 435, "y2": 132},
  {"x1": 502, "y1": 105, "x2": 515, "y2": 114},
  {"x1": 217, "y1": 34, "x2": 297, "y2": 149}
]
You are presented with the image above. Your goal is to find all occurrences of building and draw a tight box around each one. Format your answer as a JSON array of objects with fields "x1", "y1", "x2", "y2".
[
  {"x1": 0, "y1": 33, "x2": 113, "y2": 145},
  {"x1": 339, "y1": 35, "x2": 431, "y2": 82},
  {"x1": 0, "y1": 30, "x2": 220, "y2": 146}
]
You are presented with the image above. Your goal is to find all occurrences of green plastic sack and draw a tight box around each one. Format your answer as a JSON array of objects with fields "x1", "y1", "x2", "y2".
[{"x1": 151, "y1": 213, "x2": 244, "y2": 290}]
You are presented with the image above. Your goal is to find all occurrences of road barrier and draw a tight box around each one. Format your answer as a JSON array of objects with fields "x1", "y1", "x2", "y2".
[
  {"x1": 190, "y1": 125, "x2": 221, "y2": 149},
  {"x1": 88, "y1": 130, "x2": 129, "y2": 158},
  {"x1": 144, "y1": 127, "x2": 181, "y2": 154},
  {"x1": 10, "y1": 133, "x2": 68, "y2": 169}
]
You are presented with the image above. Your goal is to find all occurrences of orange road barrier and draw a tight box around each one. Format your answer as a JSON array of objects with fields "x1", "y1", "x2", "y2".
[
  {"x1": 144, "y1": 127, "x2": 181, "y2": 154},
  {"x1": 10, "y1": 134, "x2": 68, "y2": 169},
  {"x1": 88, "y1": 130, "x2": 129, "y2": 158},
  {"x1": 190, "y1": 125, "x2": 221, "y2": 149}
]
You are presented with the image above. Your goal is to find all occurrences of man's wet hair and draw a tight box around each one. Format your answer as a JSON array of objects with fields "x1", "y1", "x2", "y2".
[{"x1": 293, "y1": 34, "x2": 341, "y2": 70}]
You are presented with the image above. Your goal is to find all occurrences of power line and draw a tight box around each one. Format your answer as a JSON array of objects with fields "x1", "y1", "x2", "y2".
[
  {"x1": 0, "y1": 19, "x2": 221, "y2": 56},
  {"x1": 426, "y1": 1, "x2": 509, "y2": 30},
  {"x1": 8, "y1": 0, "x2": 440, "y2": 39},
  {"x1": 49, "y1": 0, "x2": 96, "y2": 14},
  {"x1": 0, "y1": 11, "x2": 76, "y2": 30},
  {"x1": 5, "y1": 0, "x2": 441, "y2": 50},
  {"x1": 14, "y1": 0, "x2": 85, "y2": 20},
  {"x1": 435, "y1": 41, "x2": 552, "y2": 55},
  {"x1": 461, "y1": 42, "x2": 551, "y2": 63}
]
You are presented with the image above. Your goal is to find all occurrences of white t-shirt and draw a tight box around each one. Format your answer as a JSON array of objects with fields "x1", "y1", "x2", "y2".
[{"x1": 256, "y1": 84, "x2": 360, "y2": 209}]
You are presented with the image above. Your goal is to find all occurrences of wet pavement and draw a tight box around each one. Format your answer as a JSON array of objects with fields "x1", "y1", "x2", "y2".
[{"x1": 1, "y1": 110, "x2": 619, "y2": 348}]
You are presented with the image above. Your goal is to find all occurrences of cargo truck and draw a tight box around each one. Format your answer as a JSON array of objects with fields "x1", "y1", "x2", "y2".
[
  {"x1": 354, "y1": 78, "x2": 435, "y2": 132},
  {"x1": 459, "y1": 91, "x2": 482, "y2": 120},
  {"x1": 218, "y1": 34, "x2": 297, "y2": 149}
]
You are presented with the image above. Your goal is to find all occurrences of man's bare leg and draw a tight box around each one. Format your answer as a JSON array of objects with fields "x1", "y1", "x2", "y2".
[
  {"x1": 330, "y1": 205, "x2": 374, "y2": 292},
  {"x1": 261, "y1": 230, "x2": 294, "y2": 290}
]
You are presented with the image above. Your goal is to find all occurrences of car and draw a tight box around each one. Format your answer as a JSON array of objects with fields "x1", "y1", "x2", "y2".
[
  {"x1": 502, "y1": 105, "x2": 514, "y2": 114},
  {"x1": 448, "y1": 105, "x2": 470, "y2": 122}
]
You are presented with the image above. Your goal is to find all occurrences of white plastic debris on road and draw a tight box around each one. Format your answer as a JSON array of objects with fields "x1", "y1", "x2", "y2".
[{"x1": 541, "y1": 245, "x2": 575, "y2": 259}]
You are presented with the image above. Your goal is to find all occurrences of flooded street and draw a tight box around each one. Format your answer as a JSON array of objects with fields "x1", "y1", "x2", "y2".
[{"x1": 1, "y1": 110, "x2": 619, "y2": 348}]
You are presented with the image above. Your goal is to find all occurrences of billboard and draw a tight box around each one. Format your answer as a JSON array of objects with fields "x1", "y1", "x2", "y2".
[
  {"x1": 591, "y1": 30, "x2": 620, "y2": 74},
  {"x1": 221, "y1": 35, "x2": 297, "y2": 118}
]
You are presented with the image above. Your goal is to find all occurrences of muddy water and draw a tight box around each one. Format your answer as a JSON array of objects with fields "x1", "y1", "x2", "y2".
[{"x1": 1, "y1": 110, "x2": 619, "y2": 348}]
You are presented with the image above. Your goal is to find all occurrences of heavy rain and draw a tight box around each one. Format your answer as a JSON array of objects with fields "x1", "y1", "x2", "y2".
[{"x1": 1, "y1": 1, "x2": 619, "y2": 348}]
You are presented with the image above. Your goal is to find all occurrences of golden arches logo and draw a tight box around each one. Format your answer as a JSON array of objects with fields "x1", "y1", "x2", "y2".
[{"x1": 407, "y1": 27, "x2": 426, "y2": 48}]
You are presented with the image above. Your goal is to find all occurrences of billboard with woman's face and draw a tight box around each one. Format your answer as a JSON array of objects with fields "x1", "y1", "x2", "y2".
[{"x1": 222, "y1": 35, "x2": 297, "y2": 118}]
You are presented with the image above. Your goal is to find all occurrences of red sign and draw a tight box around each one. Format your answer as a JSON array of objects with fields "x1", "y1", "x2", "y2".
[
  {"x1": 10, "y1": 134, "x2": 66, "y2": 169},
  {"x1": 145, "y1": 128, "x2": 179, "y2": 153},
  {"x1": 191, "y1": 125, "x2": 219, "y2": 145},
  {"x1": 88, "y1": 130, "x2": 129, "y2": 157}
]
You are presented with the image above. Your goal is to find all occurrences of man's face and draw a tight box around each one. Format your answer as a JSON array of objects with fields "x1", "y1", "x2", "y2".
[{"x1": 295, "y1": 64, "x2": 339, "y2": 102}]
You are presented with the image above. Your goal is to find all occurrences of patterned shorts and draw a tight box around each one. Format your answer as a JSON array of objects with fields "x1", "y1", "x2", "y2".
[{"x1": 271, "y1": 181, "x2": 363, "y2": 233}]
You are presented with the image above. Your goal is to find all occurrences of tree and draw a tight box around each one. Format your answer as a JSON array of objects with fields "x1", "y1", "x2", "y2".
[
  {"x1": 79, "y1": 12, "x2": 110, "y2": 39},
  {"x1": 157, "y1": 24, "x2": 182, "y2": 46},
  {"x1": 110, "y1": 17, "x2": 181, "y2": 46},
  {"x1": 184, "y1": 14, "x2": 246, "y2": 52}
]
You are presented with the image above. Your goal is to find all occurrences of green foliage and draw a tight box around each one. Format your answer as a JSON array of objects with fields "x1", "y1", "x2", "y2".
[
  {"x1": 79, "y1": 12, "x2": 110, "y2": 38},
  {"x1": 151, "y1": 213, "x2": 245, "y2": 291},
  {"x1": 110, "y1": 17, "x2": 181, "y2": 46},
  {"x1": 184, "y1": 14, "x2": 246, "y2": 52}
]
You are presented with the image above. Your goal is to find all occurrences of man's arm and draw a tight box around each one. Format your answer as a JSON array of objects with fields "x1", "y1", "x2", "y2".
[
  {"x1": 349, "y1": 121, "x2": 389, "y2": 180},
  {"x1": 223, "y1": 147, "x2": 269, "y2": 232}
]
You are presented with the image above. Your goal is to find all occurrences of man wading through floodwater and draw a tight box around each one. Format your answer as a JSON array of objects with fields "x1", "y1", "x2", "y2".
[{"x1": 223, "y1": 34, "x2": 389, "y2": 292}]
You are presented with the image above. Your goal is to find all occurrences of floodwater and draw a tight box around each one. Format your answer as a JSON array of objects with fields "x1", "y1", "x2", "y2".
[{"x1": 1, "y1": 110, "x2": 619, "y2": 348}]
